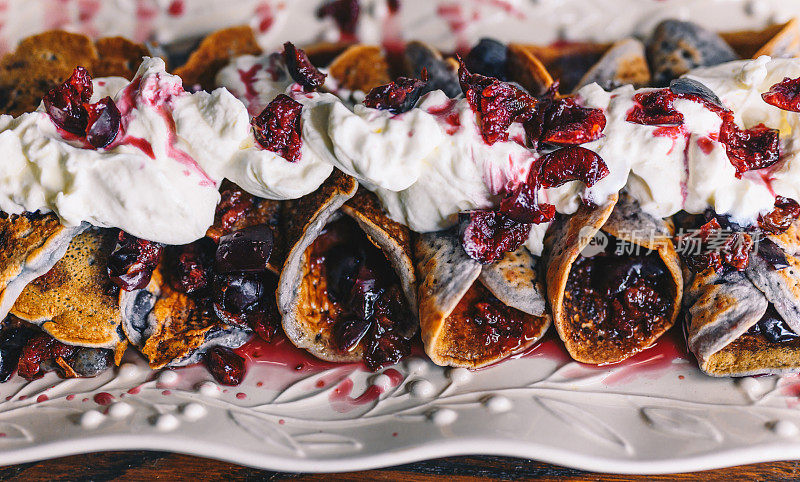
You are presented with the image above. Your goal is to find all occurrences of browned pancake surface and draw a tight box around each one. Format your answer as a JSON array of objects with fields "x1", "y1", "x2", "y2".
[
  {"x1": 11, "y1": 229, "x2": 122, "y2": 348},
  {"x1": 174, "y1": 26, "x2": 262, "y2": 90}
]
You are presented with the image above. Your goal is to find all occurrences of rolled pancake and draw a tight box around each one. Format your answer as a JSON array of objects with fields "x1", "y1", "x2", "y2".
[
  {"x1": 10, "y1": 228, "x2": 125, "y2": 352},
  {"x1": 277, "y1": 171, "x2": 418, "y2": 363},
  {"x1": 575, "y1": 38, "x2": 651, "y2": 92},
  {"x1": 0, "y1": 215, "x2": 87, "y2": 320},
  {"x1": 416, "y1": 229, "x2": 550, "y2": 368},
  {"x1": 119, "y1": 260, "x2": 253, "y2": 369},
  {"x1": 685, "y1": 250, "x2": 800, "y2": 377},
  {"x1": 543, "y1": 193, "x2": 683, "y2": 364}
]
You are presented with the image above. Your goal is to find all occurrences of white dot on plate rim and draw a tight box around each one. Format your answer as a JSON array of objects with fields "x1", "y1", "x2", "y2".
[
  {"x1": 117, "y1": 363, "x2": 139, "y2": 379},
  {"x1": 158, "y1": 370, "x2": 179, "y2": 386},
  {"x1": 483, "y1": 395, "x2": 512, "y2": 413},
  {"x1": 404, "y1": 358, "x2": 427, "y2": 374},
  {"x1": 107, "y1": 402, "x2": 133, "y2": 419},
  {"x1": 371, "y1": 374, "x2": 392, "y2": 390},
  {"x1": 447, "y1": 368, "x2": 472, "y2": 384},
  {"x1": 80, "y1": 410, "x2": 105, "y2": 429},
  {"x1": 409, "y1": 380, "x2": 435, "y2": 398},
  {"x1": 197, "y1": 381, "x2": 220, "y2": 397},
  {"x1": 182, "y1": 403, "x2": 207, "y2": 421},
  {"x1": 771, "y1": 420, "x2": 799, "y2": 438},
  {"x1": 155, "y1": 414, "x2": 180, "y2": 432},
  {"x1": 429, "y1": 408, "x2": 458, "y2": 426}
]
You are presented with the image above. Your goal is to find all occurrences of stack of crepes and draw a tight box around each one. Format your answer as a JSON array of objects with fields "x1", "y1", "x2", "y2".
[{"x1": 0, "y1": 17, "x2": 800, "y2": 385}]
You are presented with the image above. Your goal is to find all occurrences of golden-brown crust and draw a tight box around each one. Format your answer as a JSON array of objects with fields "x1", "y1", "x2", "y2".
[
  {"x1": 428, "y1": 280, "x2": 549, "y2": 368},
  {"x1": 510, "y1": 42, "x2": 610, "y2": 94},
  {"x1": 507, "y1": 43, "x2": 555, "y2": 96},
  {"x1": 140, "y1": 275, "x2": 216, "y2": 369},
  {"x1": 93, "y1": 37, "x2": 148, "y2": 78},
  {"x1": 0, "y1": 31, "x2": 147, "y2": 115},
  {"x1": 703, "y1": 332, "x2": 800, "y2": 376},
  {"x1": 277, "y1": 171, "x2": 360, "y2": 361},
  {"x1": 11, "y1": 229, "x2": 123, "y2": 348},
  {"x1": 173, "y1": 26, "x2": 262, "y2": 90},
  {"x1": 327, "y1": 45, "x2": 391, "y2": 93},
  {"x1": 544, "y1": 193, "x2": 682, "y2": 364},
  {"x1": 721, "y1": 19, "x2": 800, "y2": 59}
]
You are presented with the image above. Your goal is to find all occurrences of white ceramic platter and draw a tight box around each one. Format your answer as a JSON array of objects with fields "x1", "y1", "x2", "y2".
[{"x1": 2, "y1": 331, "x2": 800, "y2": 474}]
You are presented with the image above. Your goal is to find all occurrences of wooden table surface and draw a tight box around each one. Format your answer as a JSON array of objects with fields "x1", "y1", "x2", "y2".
[{"x1": 0, "y1": 452, "x2": 798, "y2": 480}]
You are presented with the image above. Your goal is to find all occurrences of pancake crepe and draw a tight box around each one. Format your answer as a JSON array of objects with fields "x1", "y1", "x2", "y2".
[
  {"x1": 277, "y1": 171, "x2": 418, "y2": 369},
  {"x1": 121, "y1": 186, "x2": 281, "y2": 369},
  {"x1": 0, "y1": 215, "x2": 87, "y2": 321},
  {"x1": 684, "y1": 252, "x2": 800, "y2": 376},
  {"x1": 11, "y1": 229, "x2": 126, "y2": 353},
  {"x1": 416, "y1": 229, "x2": 550, "y2": 368},
  {"x1": 543, "y1": 193, "x2": 683, "y2": 364}
]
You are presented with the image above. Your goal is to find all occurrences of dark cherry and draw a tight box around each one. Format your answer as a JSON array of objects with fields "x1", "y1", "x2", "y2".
[
  {"x1": 362, "y1": 330, "x2": 409, "y2": 371},
  {"x1": 316, "y1": 0, "x2": 360, "y2": 41},
  {"x1": 17, "y1": 332, "x2": 75, "y2": 381},
  {"x1": 759, "y1": 196, "x2": 800, "y2": 234},
  {"x1": 459, "y1": 210, "x2": 531, "y2": 264},
  {"x1": 171, "y1": 238, "x2": 216, "y2": 293},
  {"x1": 538, "y1": 146, "x2": 610, "y2": 188},
  {"x1": 762, "y1": 76, "x2": 800, "y2": 112},
  {"x1": 207, "y1": 184, "x2": 256, "y2": 241},
  {"x1": 43, "y1": 67, "x2": 121, "y2": 148},
  {"x1": 84, "y1": 96, "x2": 121, "y2": 148},
  {"x1": 592, "y1": 255, "x2": 666, "y2": 297},
  {"x1": 533, "y1": 97, "x2": 607, "y2": 146},
  {"x1": 498, "y1": 173, "x2": 556, "y2": 225},
  {"x1": 216, "y1": 224, "x2": 274, "y2": 274},
  {"x1": 363, "y1": 73, "x2": 428, "y2": 114},
  {"x1": 750, "y1": 306, "x2": 799, "y2": 343},
  {"x1": 721, "y1": 232, "x2": 753, "y2": 271},
  {"x1": 283, "y1": 42, "x2": 327, "y2": 92},
  {"x1": 0, "y1": 323, "x2": 36, "y2": 382},
  {"x1": 458, "y1": 59, "x2": 537, "y2": 145},
  {"x1": 324, "y1": 249, "x2": 362, "y2": 303},
  {"x1": 626, "y1": 89, "x2": 683, "y2": 125},
  {"x1": 213, "y1": 273, "x2": 265, "y2": 314},
  {"x1": 332, "y1": 317, "x2": 372, "y2": 352},
  {"x1": 719, "y1": 121, "x2": 780, "y2": 176},
  {"x1": 42, "y1": 66, "x2": 93, "y2": 135},
  {"x1": 758, "y1": 237, "x2": 791, "y2": 270},
  {"x1": 204, "y1": 347, "x2": 246, "y2": 386},
  {"x1": 347, "y1": 265, "x2": 385, "y2": 321},
  {"x1": 252, "y1": 94, "x2": 303, "y2": 162},
  {"x1": 669, "y1": 78, "x2": 723, "y2": 109},
  {"x1": 107, "y1": 231, "x2": 163, "y2": 292}
]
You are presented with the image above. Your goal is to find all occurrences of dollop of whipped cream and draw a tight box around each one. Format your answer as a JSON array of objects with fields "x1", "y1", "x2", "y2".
[
  {"x1": 331, "y1": 90, "x2": 537, "y2": 231},
  {"x1": 557, "y1": 56, "x2": 800, "y2": 226},
  {"x1": 215, "y1": 54, "x2": 336, "y2": 201},
  {"x1": 0, "y1": 57, "x2": 251, "y2": 244}
]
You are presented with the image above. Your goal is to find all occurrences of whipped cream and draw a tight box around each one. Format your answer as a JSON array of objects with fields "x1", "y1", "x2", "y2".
[
  {"x1": 352, "y1": 91, "x2": 537, "y2": 242},
  {"x1": 215, "y1": 54, "x2": 339, "y2": 201},
  {"x1": 557, "y1": 56, "x2": 800, "y2": 226},
  {"x1": 0, "y1": 57, "x2": 251, "y2": 244}
]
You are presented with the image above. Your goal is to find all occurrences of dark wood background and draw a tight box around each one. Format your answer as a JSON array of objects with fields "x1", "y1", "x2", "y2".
[{"x1": 0, "y1": 452, "x2": 798, "y2": 480}]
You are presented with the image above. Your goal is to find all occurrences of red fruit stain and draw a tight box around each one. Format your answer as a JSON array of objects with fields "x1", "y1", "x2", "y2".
[
  {"x1": 93, "y1": 392, "x2": 114, "y2": 406},
  {"x1": 236, "y1": 392, "x2": 247, "y2": 400},
  {"x1": 36, "y1": 395, "x2": 48, "y2": 403},
  {"x1": 66, "y1": 394, "x2": 75, "y2": 401},
  {"x1": 127, "y1": 385, "x2": 142, "y2": 395},
  {"x1": 256, "y1": 381, "x2": 264, "y2": 387},
  {"x1": 329, "y1": 378, "x2": 385, "y2": 413},
  {"x1": 278, "y1": 419, "x2": 285, "y2": 425},
  {"x1": 161, "y1": 390, "x2": 172, "y2": 396},
  {"x1": 167, "y1": 0, "x2": 184, "y2": 16},
  {"x1": 17, "y1": 396, "x2": 26, "y2": 401}
]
